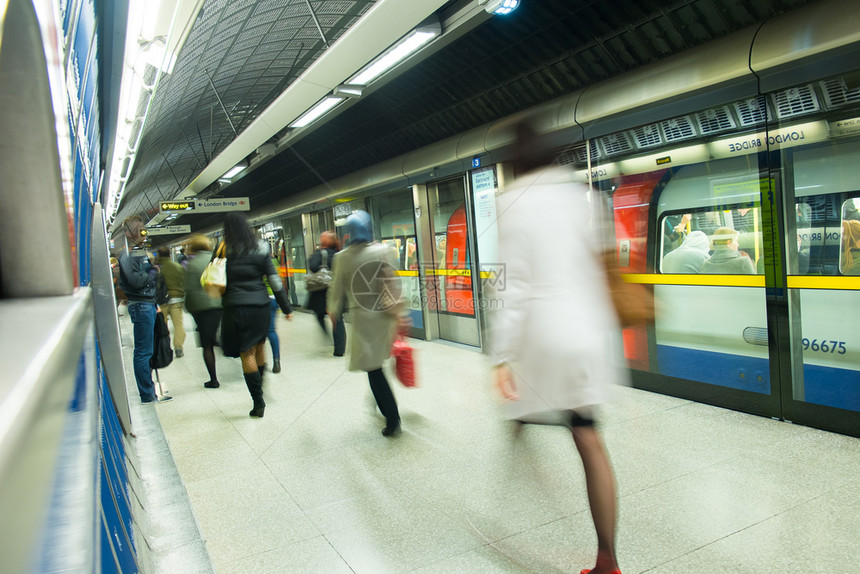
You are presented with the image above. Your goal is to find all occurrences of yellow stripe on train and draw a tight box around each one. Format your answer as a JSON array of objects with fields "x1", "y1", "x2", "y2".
[{"x1": 621, "y1": 274, "x2": 765, "y2": 287}]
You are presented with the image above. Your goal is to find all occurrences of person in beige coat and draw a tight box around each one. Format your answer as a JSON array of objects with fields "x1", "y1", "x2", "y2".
[
  {"x1": 328, "y1": 211, "x2": 406, "y2": 436},
  {"x1": 492, "y1": 122, "x2": 626, "y2": 574}
]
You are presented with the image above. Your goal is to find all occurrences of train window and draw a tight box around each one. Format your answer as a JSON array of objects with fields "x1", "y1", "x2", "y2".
[
  {"x1": 372, "y1": 191, "x2": 417, "y2": 270},
  {"x1": 660, "y1": 205, "x2": 762, "y2": 274}
]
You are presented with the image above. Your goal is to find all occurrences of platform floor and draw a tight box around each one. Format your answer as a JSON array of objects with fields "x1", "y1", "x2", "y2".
[{"x1": 122, "y1": 309, "x2": 859, "y2": 574}]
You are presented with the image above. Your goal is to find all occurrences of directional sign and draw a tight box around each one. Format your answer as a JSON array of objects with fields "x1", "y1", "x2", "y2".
[
  {"x1": 146, "y1": 225, "x2": 192, "y2": 236},
  {"x1": 160, "y1": 201, "x2": 195, "y2": 212},
  {"x1": 159, "y1": 197, "x2": 250, "y2": 213},
  {"x1": 194, "y1": 198, "x2": 250, "y2": 213}
]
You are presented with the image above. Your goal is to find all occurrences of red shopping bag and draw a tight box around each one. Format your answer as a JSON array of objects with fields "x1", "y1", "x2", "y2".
[{"x1": 392, "y1": 336, "x2": 417, "y2": 387}]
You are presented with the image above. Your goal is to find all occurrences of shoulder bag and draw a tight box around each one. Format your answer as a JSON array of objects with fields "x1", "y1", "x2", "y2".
[
  {"x1": 304, "y1": 249, "x2": 333, "y2": 292},
  {"x1": 200, "y1": 242, "x2": 227, "y2": 298},
  {"x1": 603, "y1": 252, "x2": 655, "y2": 328}
]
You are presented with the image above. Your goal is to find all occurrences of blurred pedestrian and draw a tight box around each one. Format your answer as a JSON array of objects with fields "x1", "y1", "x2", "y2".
[
  {"x1": 220, "y1": 213, "x2": 293, "y2": 417},
  {"x1": 177, "y1": 246, "x2": 189, "y2": 268},
  {"x1": 307, "y1": 231, "x2": 346, "y2": 356},
  {"x1": 327, "y1": 211, "x2": 407, "y2": 436},
  {"x1": 156, "y1": 246, "x2": 186, "y2": 357},
  {"x1": 264, "y1": 248, "x2": 283, "y2": 373},
  {"x1": 184, "y1": 235, "x2": 223, "y2": 388},
  {"x1": 492, "y1": 122, "x2": 625, "y2": 574}
]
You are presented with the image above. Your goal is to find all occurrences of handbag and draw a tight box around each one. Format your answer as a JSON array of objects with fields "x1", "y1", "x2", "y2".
[
  {"x1": 603, "y1": 253, "x2": 654, "y2": 328},
  {"x1": 200, "y1": 242, "x2": 227, "y2": 298},
  {"x1": 304, "y1": 250, "x2": 333, "y2": 292},
  {"x1": 391, "y1": 335, "x2": 417, "y2": 387}
]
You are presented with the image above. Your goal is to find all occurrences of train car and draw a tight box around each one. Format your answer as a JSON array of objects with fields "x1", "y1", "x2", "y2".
[{"x1": 593, "y1": 78, "x2": 860, "y2": 427}]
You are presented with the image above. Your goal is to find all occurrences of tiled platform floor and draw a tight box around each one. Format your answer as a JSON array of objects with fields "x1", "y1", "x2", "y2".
[{"x1": 122, "y1": 310, "x2": 860, "y2": 573}]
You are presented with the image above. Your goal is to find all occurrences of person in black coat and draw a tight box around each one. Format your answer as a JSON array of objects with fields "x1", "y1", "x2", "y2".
[
  {"x1": 307, "y1": 231, "x2": 346, "y2": 356},
  {"x1": 220, "y1": 213, "x2": 293, "y2": 417}
]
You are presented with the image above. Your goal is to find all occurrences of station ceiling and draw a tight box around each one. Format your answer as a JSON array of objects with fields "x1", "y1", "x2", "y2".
[{"x1": 117, "y1": 0, "x2": 820, "y2": 235}]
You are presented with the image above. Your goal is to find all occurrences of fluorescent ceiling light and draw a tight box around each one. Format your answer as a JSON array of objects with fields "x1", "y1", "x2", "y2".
[
  {"x1": 290, "y1": 97, "x2": 344, "y2": 128},
  {"x1": 351, "y1": 29, "x2": 437, "y2": 86},
  {"x1": 223, "y1": 162, "x2": 248, "y2": 179}
]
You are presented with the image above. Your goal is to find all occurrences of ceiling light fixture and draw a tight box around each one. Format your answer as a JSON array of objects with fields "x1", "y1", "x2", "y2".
[
  {"x1": 290, "y1": 97, "x2": 344, "y2": 128},
  {"x1": 481, "y1": 0, "x2": 521, "y2": 15},
  {"x1": 223, "y1": 160, "x2": 249, "y2": 179},
  {"x1": 350, "y1": 17, "x2": 441, "y2": 86}
]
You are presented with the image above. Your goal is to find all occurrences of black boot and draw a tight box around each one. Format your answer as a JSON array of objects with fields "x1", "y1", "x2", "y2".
[
  {"x1": 272, "y1": 358, "x2": 281, "y2": 373},
  {"x1": 243, "y1": 371, "x2": 265, "y2": 417}
]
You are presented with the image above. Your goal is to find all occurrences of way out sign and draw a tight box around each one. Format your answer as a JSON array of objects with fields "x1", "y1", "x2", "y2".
[{"x1": 160, "y1": 198, "x2": 250, "y2": 213}]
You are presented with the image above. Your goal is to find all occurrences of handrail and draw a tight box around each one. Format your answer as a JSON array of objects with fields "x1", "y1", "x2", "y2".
[{"x1": 0, "y1": 289, "x2": 93, "y2": 574}]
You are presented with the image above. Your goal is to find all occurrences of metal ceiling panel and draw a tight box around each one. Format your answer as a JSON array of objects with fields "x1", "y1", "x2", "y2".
[
  {"x1": 171, "y1": 0, "x2": 449, "y2": 200},
  {"x1": 751, "y1": 0, "x2": 860, "y2": 88},
  {"x1": 117, "y1": 0, "x2": 828, "y2": 229},
  {"x1": 576, "y1": 26, "x2": 759, "y2": 127}
]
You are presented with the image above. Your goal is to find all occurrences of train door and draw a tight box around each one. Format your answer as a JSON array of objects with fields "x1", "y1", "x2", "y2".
[
  {"x1": 421, "y1": 177, "x2": 481, "y2": 346},
  {"x1": 283, "y1": 215, "x2": 305, "y2": 307},
  {"x1": 776, "y1": 126, "x2": 860, "y2": 436},
  {"x1": 367, "y1": 190, "x2": 425, "y2": 339}
]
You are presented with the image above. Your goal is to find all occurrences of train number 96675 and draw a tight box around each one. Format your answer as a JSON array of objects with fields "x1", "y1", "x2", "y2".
[{"x1": 801, "y1": 338, "x2": 847, "y2": 354}]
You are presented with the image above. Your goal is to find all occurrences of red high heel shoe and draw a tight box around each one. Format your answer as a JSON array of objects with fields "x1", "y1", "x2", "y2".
[{"x1": 580, "y1": 570, "x2": 622, "y2": 574}]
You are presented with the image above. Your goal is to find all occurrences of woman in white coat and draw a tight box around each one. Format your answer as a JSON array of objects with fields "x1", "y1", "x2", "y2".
[
  {"x1": 492, "y1": 123, "x2": 626, "y2": 574},
  {"x1": 328, "y1": 211, "x2": 406, "y2": 436}
]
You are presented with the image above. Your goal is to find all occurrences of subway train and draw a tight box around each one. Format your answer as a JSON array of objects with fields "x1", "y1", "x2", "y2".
[{"x1": 223, "y1": 0, "x2": 859, "y2": 437}]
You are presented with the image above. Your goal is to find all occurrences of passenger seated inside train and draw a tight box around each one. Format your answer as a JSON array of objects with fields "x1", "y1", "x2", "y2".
[
  {"x1": 840, "y1": 219, "x2": 860, "y2": 275},
  {"x1": 661, "y1": 230, "x2": 710, "y2": 273},
  {"x1": 701, "y1": 227, "x2": 756, "y2": 274}
]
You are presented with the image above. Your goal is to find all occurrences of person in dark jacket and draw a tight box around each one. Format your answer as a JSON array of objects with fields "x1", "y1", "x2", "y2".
[
  {"x1": 117, "y1": 215, "x2": 172, "y2": 404},
  {"x1": 220, "y1": 213, "x2": 293, "y2": 417},
  {"x1": 307, "y1": 231, "x2": 346, "y2": 356},
  {"x1": 184, "y1": 235, "x2": 223, "y2": 388}
]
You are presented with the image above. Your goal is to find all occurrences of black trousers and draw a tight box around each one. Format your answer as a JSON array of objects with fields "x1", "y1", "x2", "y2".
[
  {"x1": 310, "y1": 290, "x2": 346, "y2": 355},
  {"x1": 368, "y1": 368, "x2": 399, "y2": 424}
]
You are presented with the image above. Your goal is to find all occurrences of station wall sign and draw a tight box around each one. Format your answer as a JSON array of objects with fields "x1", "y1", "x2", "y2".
[
  {"x1": 195, "y1": 197, "x2": 250, "y2": 213},
  {"x1": 159, "y1": 198, "x2": 250, "y2": 213},
  {"x1": 146, "y1": 225, "x2": 192, "y2": 236}
]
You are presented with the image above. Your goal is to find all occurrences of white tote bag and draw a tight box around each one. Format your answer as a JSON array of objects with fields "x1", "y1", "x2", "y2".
[{"x1": 200, "y1": 242, "x2": 227, "y2": 297}]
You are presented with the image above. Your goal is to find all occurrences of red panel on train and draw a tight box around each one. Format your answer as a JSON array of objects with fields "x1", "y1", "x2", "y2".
[
  {"x1": 612, "y1": 170, "x2": 666, "y2": 370},
  {"x1": 445, "y1": 203, "x2": 473, "y2": 315}
]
